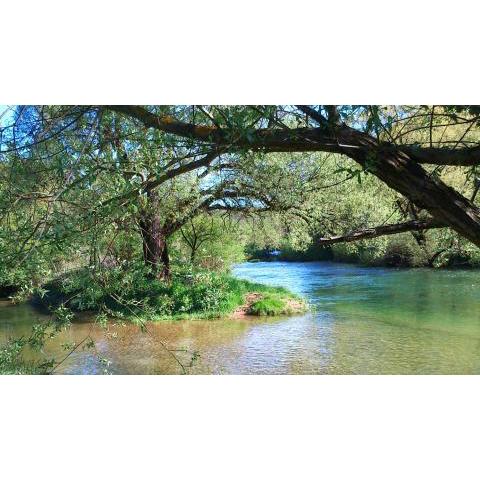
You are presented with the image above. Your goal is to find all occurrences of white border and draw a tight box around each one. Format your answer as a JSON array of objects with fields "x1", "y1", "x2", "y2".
[
  {"x1": 1, "y1": 1, "x2": 479, "y2": 104},
  {"x1": 1, "y1": 1, "x2": 480, "y2": 479},
  {"x1": 1, "y1": 376, "x2": 479, "y2": 480}
]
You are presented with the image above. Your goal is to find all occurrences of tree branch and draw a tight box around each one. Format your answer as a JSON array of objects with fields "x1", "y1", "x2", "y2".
[
  {"x1": 401, "y1": 145, "x2": 480, "y2": 166},
  {"x1": 295, "y1": 105, "x2": 328, "y2": 127},
  {"x1": 103, "y1": 106, "x2": 480, "y2": 247},
  {"x1": 107, "y1": 105, "x2": 480, "y2": 166},
  {"x1": 316, "y1": 218, "x2": 446, "y2": 246}
]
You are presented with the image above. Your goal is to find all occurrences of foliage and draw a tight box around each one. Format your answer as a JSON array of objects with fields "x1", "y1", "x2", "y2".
[
  {"x1": 0, "y1": 305, "x2": 74, "y2": 374},
  {"x1": 173, "y1": 214, "x2": 246, "y2": 270},
  {"x1": 40, "y1": 262, "x2": 301, "y2": 321},
  {"x1": 3, "y1": 104, "x2": 480, "y2": 374},
  {"x1": 3, "y1": 105, "x2": 480, "y2": 290},
  {"x1": 248, "y1": 296, "x2": 285, "y2": 316},
  {"x1": 241, "y1": 151, "x2": 480, "y2": 268}
]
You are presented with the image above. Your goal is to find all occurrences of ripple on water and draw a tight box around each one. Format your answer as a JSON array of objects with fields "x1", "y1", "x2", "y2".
[{"x1": 2, "y1": 261, "x2": 480, "y2": 374}]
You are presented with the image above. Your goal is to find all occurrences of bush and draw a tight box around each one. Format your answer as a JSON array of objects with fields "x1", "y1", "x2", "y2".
[
  {"x1": 39, "y1": 262, "x2": 304, "y2": 321},
  {"x1": 43, "y1": 263, "x2": 225, "y2": 316},
  {"x1": 383, "y1": 241, "x2": 415, "y2": 267},
  {"x1": 0, "y1": 251, "x2": 52, "y2": 299},
  {"x1": 248, "y1": 295, "x2": 286, "y2": 316}
]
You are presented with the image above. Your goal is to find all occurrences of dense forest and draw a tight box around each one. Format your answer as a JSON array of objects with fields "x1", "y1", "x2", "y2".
[{"x1": 1, "y1": 105, "x2": 480, "y2": 372}]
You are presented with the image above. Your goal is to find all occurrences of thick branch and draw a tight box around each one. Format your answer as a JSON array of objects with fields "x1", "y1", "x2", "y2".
[
  {"x1": 401, "y1": 145, "x2": 480, "y2": 166},
  {"x1": 106, "y1": 105, "x2": 344, "y2": 153},
  {"x1": 316, "y1": 219, "x2": 446, "y2": 246},
  {"x1": 104, "y1": 106, "x2": 480, "y2": 248},
  {"x1": 107, "y1": 106, "x2": 222, "y2": 141},
  {"x1": 107, "y1": 105, "x2": 480, "y2": 165}
]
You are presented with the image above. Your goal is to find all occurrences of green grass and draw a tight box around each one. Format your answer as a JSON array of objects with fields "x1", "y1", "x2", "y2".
[
  {"x1": 248, "y1": 295, "x2": 286, "y2": 316},
  {"x1": 248, "y1": 292, "x2": 307, "y2": 316},
  {"x1": 38, "y1": 265, "x2": 306, "y2": 322}
]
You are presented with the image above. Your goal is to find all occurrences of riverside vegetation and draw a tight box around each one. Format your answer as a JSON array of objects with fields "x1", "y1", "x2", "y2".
[
  {"x1": 2, "y1": 105, "x2": 480, "y2": 373},
  {"x1": 40, "y1": 263, "x2": 305, "y2": 321}
]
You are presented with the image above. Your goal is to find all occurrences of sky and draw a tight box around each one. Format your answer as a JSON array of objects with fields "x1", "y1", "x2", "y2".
[{"x1": 0, "y1": 105, "x2": 14, "y2": 125}]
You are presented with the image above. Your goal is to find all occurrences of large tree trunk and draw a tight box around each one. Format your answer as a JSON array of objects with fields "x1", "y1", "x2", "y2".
[
  {"x1": 335, "y1": 127, "x2": 480, "y2": 248},
  {"x1": 139, "y1": 191, "x2": 171, "y2": 281}
]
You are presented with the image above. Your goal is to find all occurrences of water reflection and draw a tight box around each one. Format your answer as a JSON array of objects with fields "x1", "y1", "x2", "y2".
[{"x1": 2, "y1": 262, "x2": 480, "y2": 374}]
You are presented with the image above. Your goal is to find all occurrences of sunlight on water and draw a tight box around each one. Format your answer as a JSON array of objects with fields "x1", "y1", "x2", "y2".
[{"x1": 2, "y1": 262, "x2": 480, "y2": 374}]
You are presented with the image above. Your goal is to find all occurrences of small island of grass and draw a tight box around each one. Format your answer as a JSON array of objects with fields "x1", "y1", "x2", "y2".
[{"x1": 37, "y1": 264, "x2": 306, "y2": 323}]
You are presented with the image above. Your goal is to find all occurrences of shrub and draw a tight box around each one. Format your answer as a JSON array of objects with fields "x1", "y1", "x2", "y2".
[
  {"x1": 248, "y1": 295, "x2": 286, "y2": 316},
  {"x1": 37, "y1": 259, "x2": 305, "y2": 322}
]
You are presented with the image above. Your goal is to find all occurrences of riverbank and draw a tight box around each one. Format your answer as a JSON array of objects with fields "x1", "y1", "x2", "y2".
[
  {"x1": 33, "y1": 266, "x2": 306, "y2": 323},
  {"x1": 4, "y1": 261, "x2": 480, "y2": 374},
  {"x1": 248, "y1": 245, "x2": 480, "y2": 269}
]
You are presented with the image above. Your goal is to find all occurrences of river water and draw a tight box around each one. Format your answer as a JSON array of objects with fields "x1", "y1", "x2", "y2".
[{"x1": 1, "y1": 261, "x2": 480, "y2": 374}]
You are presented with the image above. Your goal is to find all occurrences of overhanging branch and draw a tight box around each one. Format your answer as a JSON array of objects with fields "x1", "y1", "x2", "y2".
[
  {"x1": 103, "y1": 105, "x2": 480, "y2": 247},
  {"x1": 316, "y1": 218, "x2": 446, "y2": 246},
  {"x1": 106, "y1": 105, "x2": 480, "y2": 166},
  {"x1": 401, "y1": 145, "x2": 480, "y2": 166}
]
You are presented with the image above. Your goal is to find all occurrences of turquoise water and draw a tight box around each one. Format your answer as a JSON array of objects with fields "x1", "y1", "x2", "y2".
[{"x1": 1, "y1": 262, "x2": 480, "y2": 374}]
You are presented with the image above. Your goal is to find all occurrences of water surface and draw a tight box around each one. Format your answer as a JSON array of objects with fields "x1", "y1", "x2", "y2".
[{"x1": 1, "y1": 262, "x2": 480, "y2": 374}]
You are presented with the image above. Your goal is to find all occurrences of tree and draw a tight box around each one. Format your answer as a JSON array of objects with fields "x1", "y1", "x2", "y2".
[
  {"x1": 106, "y1": 105, "x2": 480, "y2": 249},
  {"x1": 3, "y1": 105, "x2": 480, "y2": 284},
  {"x1": 0, "y1": 106, "x2": 325, "y2": 282}
]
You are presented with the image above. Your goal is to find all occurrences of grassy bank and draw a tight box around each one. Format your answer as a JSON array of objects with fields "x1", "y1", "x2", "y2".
[{"x1": 37, "y1": 265, "x2": 306, "y2": 322}]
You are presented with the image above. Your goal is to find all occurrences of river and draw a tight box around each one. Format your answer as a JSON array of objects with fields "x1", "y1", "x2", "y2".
[{"x1": 1, "y1": 261, "x2": 480, "y2": 374}]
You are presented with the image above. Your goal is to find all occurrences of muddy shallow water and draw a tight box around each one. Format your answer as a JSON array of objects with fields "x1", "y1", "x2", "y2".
[{"x1": 2, "y1": 261, "x2": 480, "y2": 374}]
